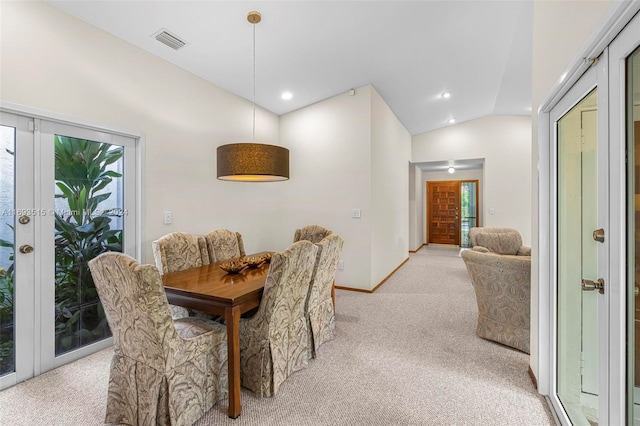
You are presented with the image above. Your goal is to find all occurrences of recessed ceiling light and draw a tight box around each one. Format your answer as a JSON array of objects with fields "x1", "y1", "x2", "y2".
[
  {"x1": 281, "y1": 92, "x2": 293, "y2": 100},
  {"x1": 447, "y1": 118, "x2": 456, "y2": 124},
  {"x1": 441, "y1": 92, "x2": 451, "y2": 99}
]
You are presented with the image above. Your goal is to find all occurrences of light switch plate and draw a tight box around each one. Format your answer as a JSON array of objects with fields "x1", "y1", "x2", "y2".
[
  {"x1": 352, "y1": 209, "x2": 361, "y2": 219},
  {"x1": 164, "y1": 211, "x2": 173, "y2": 224}
]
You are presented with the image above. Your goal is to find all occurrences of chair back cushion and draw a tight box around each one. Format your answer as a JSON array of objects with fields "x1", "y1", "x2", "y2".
[
  {"x1": 294, "y1": 225, "x2": 332, "y2": 244},
  {"x1": 240, "y1": 240, "x2": 318, "y2": 396},
  {"x1": 205, "y1": 229, "x2": 246, "y2": 263},
  {"x1": 89, "y1": 252, "x2": 176, "y2": 369},
  {"x1": 152, "y1": 232, "x2": 208, "y2": 274},
  {"x1": 306, "y1": 234, "x2": 344, "y2": 355},
  {"x1": 309, "y1": 234, "x2": 344, "y2": 306},
  {"x1": 470, "y1": 227, "x2": 523, "y2": 255}
]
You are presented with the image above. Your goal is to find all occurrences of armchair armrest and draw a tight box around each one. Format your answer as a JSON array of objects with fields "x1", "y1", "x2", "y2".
[
  {"x1": 471, "y1": 246, "x2": 490, "y2": 253},
  {"x1": 517, "y1": 246, "x2": 531, "y2": 256}
]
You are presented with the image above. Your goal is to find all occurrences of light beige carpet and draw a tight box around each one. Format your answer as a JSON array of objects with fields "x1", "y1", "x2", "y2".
[{"x1": 0, "y1": 246, "x2": 555, "y2": 425}]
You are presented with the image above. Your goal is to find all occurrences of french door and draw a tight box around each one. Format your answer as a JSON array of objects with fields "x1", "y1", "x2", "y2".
[
  {"x1": 0, "y1": 111, "x2": 138, "y2": 389},
  {"x1": 613, "y1": 11, "x2": 640, "y2": 425},
  {"x1": 547, "y1": 8, "x2": 640, "y2": 425},
  {"x1": 551, "y1": 62, "x2": 608, "y2": 425}
]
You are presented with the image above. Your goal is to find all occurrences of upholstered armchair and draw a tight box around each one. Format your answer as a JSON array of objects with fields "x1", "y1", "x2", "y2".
[
  {"x1": 204, "y1": 229, "x2": 246, "y2": 263},
  {"x1": 239, "y1": 241, "x2": 318, "y2": 397},
  {"x1": 152, "y1": 232, "x2": 209, "y2": 319},
  {"x1": 305, "y1": 234, "x2": 344, "y2": 359},
  {"x1": 88, "y1": 252, "x2": 228, "y2": 426},
  {"x1": 293, "y1": 225, "x2": 333, "y2": 244},
  {"x1": 460, "y1": 227, "x2": 531, "y2": 353}
]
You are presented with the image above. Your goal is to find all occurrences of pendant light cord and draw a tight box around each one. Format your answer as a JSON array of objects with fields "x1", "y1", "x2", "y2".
[{"x1": 252, "y1": 20, "x2": 256, "y2": 142}]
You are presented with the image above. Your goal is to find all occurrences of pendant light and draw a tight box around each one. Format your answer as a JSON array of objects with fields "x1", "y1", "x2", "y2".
[{"x1": 217, "y1": 11, "x2": 290, "y2": 182}]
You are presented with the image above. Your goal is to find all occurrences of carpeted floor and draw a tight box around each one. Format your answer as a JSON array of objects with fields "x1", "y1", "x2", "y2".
[{"x1": 0, "y1": 246, "x2": 556, "y2": 425}]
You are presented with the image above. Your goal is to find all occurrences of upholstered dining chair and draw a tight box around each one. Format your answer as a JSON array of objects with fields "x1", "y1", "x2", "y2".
[
  {"x1": 204, "y1": 229, "x2": 246, "y2": 263},
  {"x1": 88, "y1": 252, "x2": 228, "y2": 426},
  {"x1": 152, "y1": 232, "x2": 209, "y2": 319},
  {"x1": 305, "y1": 234, "x2": 344, "y2": 359},
  {"x1": 239, "y1": 240, "x2": 318, "y2": 397},
  {"x1": 293, "y1": 225, "x2": 333, "y2": 244}
]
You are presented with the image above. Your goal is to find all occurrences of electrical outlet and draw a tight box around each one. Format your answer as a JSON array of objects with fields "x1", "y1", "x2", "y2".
[
  {"x1": 164, "y1": 211, "x2": 173, "y2": 224},
  {"x1": 352, "y1": 209, "x2": 361, "y2": 219},
  {"x1": 489, "y1": 208, "x2": 495, "y2": 215},
  {"x1": 338, "y1": 260, "x2": 344, "y2": 270}
]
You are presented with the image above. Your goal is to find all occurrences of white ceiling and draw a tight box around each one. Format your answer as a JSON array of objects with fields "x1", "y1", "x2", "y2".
[{"x1": 47, "y1": 1, "x2": 534, "y2": 136}]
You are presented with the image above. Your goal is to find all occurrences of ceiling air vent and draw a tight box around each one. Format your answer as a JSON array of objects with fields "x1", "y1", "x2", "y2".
[{"x1": 152, "y1": 28, "x2": 188, "y2": 51}]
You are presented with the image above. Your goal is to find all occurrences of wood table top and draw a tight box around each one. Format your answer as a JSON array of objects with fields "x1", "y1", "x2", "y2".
[{"x1": 162, "y1": 253, "x2": 272, "y2": 305}]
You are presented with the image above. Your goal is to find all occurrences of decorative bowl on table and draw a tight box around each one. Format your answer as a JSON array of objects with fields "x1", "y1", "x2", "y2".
[
  {"x1": 219, "y1": 259, "x2": 247, "y2": 274},
  {"x1": 244, "y1": 255, "x2": 264, "y2": 268}
]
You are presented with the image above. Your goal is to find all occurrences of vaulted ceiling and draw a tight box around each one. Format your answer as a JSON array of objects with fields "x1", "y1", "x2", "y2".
[{"x1": 48, "y1": 1, "x2": 533, "y2": 136}]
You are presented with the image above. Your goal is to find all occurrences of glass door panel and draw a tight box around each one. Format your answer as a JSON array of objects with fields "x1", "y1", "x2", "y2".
[
  {"x1": 0, "y1": 112, "x2": 36, "y2": 389},
  {"x1": 0, "y1": 125, "x2": 16, "y2": 377},
  {"x1": 53, "y1": 135, "x2": 124, "y2": 355},
  {"x1": 460, "y1": 181, "x2": 478, "y2": 248},
  {"x1": 557, "y1": 88, "x2": 600, "y2": 425},
  {"x1": 39, "y1": 119, "x2": 136, "y2": 372}
]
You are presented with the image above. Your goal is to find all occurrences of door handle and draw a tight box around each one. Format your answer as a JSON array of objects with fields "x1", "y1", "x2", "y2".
[
  {"x1": 592, "y1": 228, "x2": 605, "y2": 243},
  {"x1": 581, "y1": 278, "x2": 604, "y2": 294},
  {"x1": 19, "y1": 244, "x2": 34, "y2": 254}
]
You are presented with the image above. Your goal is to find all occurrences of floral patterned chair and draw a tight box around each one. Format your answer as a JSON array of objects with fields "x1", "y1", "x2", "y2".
[
  {"x1": 204, "y1": 229, "x2": 246, "y2": 263},
  {"x1": 152, "y1": 232, "x2": 209, "y2": 319},
  {"x1": 293, "y1": 225, "x2": 333, "y2": 244},
  {"x1": 88, "y1": 252, "x2": 228, "y2": 426},
  {"x1": 305, "y1": 234, "x2": 344, "y2": 359},
  {"x1": 460, "y1": 227, "x2": 531, "y2": 353},
  {"x1": 239, "y1": 240, "x2": 318, "y2": 397}
]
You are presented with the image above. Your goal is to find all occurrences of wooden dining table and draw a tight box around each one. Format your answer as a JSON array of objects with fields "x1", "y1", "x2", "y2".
[{"x1": 162, "y1": 253, "x2": 272, "y2": 419}]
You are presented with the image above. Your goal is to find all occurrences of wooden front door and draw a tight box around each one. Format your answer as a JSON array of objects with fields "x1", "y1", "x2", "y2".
[{"x1": 427, "y1": 181, "x2": 460, "y2": 245}]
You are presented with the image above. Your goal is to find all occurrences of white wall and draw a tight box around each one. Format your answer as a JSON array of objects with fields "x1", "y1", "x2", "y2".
[
  {"x1": 370, "y1": 88, "x2": 411, "y2": 285},
  {"x1": 530, "y1": 0, "x2": 613, "y2": 382},
  {"x1": 280, "y1": 85, "x2": 411, "y2": 290},
  {"x1": 412, "y1": 115, "x2": 532, "y2": 244},
  {"x1": 279, "y1": 86, "x2": 373, "y2": 290},
  {"x1": 421, "y1": 169, "x2": 483, "y2": 244}
]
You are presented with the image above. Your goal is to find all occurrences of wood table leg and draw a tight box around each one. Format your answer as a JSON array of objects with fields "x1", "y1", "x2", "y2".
[
  {"x1": 331, "y1": 281, "x2": 335, "y2": 309},
  {"x1": 225, "y1": 305, "x2": 242, "y2": 418}
]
